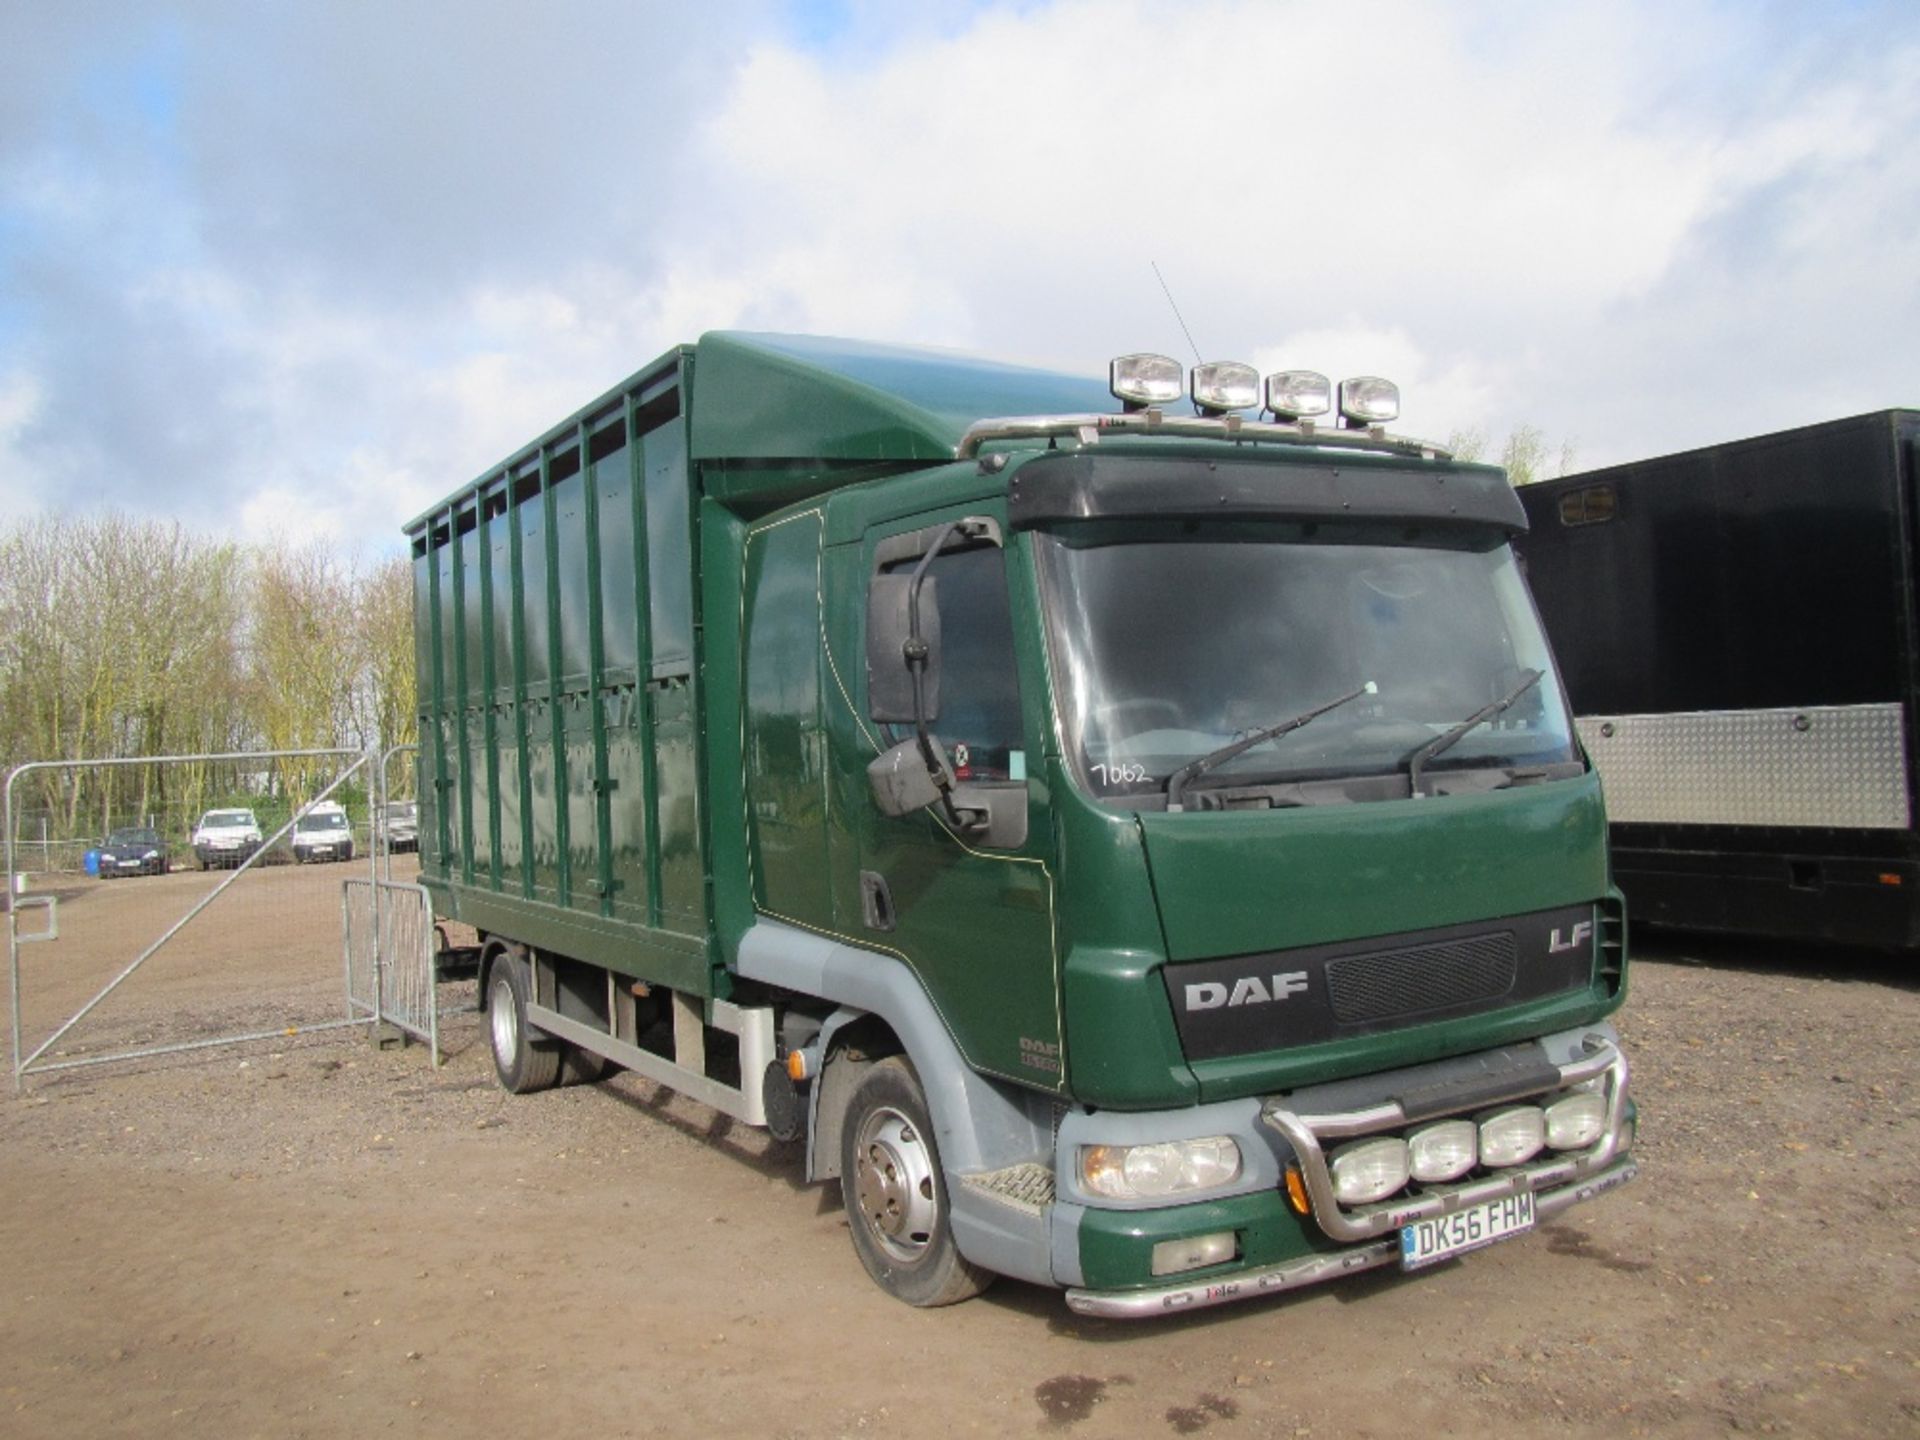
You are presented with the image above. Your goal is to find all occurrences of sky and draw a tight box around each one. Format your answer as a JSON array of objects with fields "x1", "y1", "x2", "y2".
[{"x1": 2, "y1": 0, "x2": 1917, "y2": 555}]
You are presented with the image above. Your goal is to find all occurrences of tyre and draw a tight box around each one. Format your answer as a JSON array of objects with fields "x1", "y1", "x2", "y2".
[
  {"x1": 560, "y1": 1045, "x2": 612, "y2": 1086},
  {"x1": 839, "y1": 1056, "x2": 992, "y2": 1307},
  {"x1": 487, "y1": 955, "x2": 561, "y2": 1094}
]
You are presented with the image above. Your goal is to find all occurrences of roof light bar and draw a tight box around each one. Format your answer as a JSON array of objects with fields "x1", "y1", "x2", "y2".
[
  {"x1": 1110, "y1": 353, "x2": 1184, "y2": 409},
  {"x1": 1190, "y1": 361, "x2": 1261, "y2": 415},
  {"x1": 1338, "y1": 376, "x2": 1400, "y2": 427},
  {"x1": 1265, "y1": 370, "x2": 1332, "y2": 421}
]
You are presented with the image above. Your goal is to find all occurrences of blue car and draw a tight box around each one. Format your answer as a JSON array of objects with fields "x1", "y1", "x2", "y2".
[{"x1": 99, "y1": 826, "x2": 170, "y2": 878}]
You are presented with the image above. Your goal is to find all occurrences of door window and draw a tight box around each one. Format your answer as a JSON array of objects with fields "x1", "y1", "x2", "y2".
[{"x1": 881, "y1": 544, "x2": 1024, "y2": 783}]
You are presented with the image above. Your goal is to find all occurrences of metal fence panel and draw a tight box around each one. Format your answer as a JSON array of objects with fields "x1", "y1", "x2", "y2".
[
  {"x1": 343, "y1": 877, "x2": 439, "y2": 1065},
  {"x1": 5, "y1": 749, "x2": 395, "y2": 1089}
]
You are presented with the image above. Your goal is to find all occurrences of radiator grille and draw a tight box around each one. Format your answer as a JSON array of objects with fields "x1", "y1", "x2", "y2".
[{"x1": 1325, "y1": 932, "x2": 1516, "y2": 1023}]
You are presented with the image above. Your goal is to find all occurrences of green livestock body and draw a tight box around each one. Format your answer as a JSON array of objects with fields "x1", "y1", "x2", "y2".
[{"x1": 409, "y1": 331, "x2": 1625, "y2": 1113}]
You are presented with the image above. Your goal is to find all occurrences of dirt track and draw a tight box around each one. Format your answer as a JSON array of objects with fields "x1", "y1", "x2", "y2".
[{"x1": 1, "y1": 864, "x2": 1916, "y2": 1438}]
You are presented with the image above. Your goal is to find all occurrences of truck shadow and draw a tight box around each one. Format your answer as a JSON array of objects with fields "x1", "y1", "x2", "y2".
[
  {"x1": 1632, "y1": 926, "x2": 1920, "y2": 992},
  {"x1": 594, "y1": 1072, "x2": 813, "y2": 1190}
]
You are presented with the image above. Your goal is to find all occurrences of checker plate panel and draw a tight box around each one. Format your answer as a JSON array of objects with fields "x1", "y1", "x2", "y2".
[{"x1": 1578, "y1": 703, "x2": 1910, "y2": 829}]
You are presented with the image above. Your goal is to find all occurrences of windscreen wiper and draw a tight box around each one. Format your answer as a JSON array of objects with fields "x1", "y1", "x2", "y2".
[
  {"x1": 1403, "y1": 668, "x2": 1543, "y2": 798},
  {"x1": 1165, "y1": 681, "x2": 1377, "y2": 812}
]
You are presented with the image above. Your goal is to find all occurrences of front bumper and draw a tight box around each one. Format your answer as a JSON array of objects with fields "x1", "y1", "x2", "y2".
[
  {"x1": 1065, "y1": 1155, "x2": 1637, "y2": 1318},
  {"x1": 195, "y1": 841, "x2": 259, "y2": 863},
  {"x1": 1058, "y1": 1033, "x2": 1636, "y2": 1319}
]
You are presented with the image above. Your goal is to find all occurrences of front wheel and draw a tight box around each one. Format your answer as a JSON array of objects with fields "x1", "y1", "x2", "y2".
[
  {"x1": 487, "y1": 955, "x2": 561, "y2": 1094},
  {"x1": 839, "y1": 1056, "x2": 992, "y2": 1307}
]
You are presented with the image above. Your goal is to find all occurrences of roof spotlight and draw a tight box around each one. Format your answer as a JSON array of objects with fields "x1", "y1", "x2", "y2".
[
  {"x1": 1110, "y1": 353, "x2": 1184, "y2": 409},
  {"x1": 1338, "y1": 376, "x2": 1400, "y2": 427},
  {"x1": 1190, "y1": 361, "x2": 1261, "y2": 415},
  {"x1": 1264, "y1": 370, "x2": 1332, "y2": 421}
]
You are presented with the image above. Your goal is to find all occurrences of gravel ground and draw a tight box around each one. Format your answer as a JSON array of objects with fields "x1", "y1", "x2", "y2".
[{"x1": 1, "y1": 866, "x2": 1915, "y2": 1438}]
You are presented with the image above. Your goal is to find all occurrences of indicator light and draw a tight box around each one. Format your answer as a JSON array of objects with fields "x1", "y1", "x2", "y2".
[{"x1": 1284, "y1": 1165, "x2": 1312, "y2": 1215}]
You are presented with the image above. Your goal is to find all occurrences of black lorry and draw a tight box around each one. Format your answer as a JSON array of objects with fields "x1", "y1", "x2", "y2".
[{"x1": 1516, "y1": 408, "x2": 1920, "y2": 949}]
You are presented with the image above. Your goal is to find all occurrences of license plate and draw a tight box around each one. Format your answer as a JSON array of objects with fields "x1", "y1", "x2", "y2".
[{"x1": 1400, "y1": 1192, "x2": 1534, "y2": 1270}]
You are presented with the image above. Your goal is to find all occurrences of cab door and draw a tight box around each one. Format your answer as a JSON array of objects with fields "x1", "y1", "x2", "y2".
[{"x1": 850, "y1": 514, "x2": 1062, "y2": 1090}]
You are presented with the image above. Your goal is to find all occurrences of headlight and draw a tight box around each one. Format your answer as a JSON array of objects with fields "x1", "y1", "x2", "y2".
[
  {"x1": 1544, "y1": 1091, "x2": 1607, "y2": 1150},
  {"x1": 1264, "y1": 370, "x2": 1332, "y2": 420},
  {"x1": 1080, "y1": 1135, "x2": 1242, "y2": 1201},
  {"x1": 143, "y1": 849, "x2": 159, "y2": 860},
  {"x1": 1407, "y1": 1119, "x2": 1477, "y2": 1182},
  {"x1": 1190, "y1": 361, "x2": 1260, "y2": 414},
  {"x1": 1109, "y1": 353, "x2": 1184, "y2": 409},
  {"x1": 1478, "y1": 1106, "x2": 1546, "y2": 1167},
  {"x1": 1328, "y1": 1136, "x2": 1410, "y2": 1204},
  {"x1": 1338, "y1": 375, "x2": 1400, "y2": 425}
]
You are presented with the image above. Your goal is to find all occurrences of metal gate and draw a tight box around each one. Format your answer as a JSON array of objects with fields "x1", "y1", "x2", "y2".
[
  {"x1": 4, "y1": 748, "x2": 407, "y2": 1090},
  {"x1": 343, "y1": 877, "x2": 439, "y2": 1065}
]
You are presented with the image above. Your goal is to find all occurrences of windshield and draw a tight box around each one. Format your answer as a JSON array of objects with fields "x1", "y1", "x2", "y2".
[
  {"x1": 297, "y1": 811, "x2": 349, "y2": 833},
  {"x1": 1037, "y1": 531, "x2": 1577, "y2": 807},
  {"x1": 107, "y1": 828, "x2": 159, "y2": 845},
  {"x1": 202, "y1": 810, "x2": 254, "y2": 828},
  {"x1": 383, "y1": 803, "x2": 417, "y2": 821}
]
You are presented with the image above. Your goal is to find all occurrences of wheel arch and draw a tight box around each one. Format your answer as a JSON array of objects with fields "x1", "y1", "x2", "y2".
[{"x1": 734, "y1": 922, "x2": 1056, "y2": 1185}]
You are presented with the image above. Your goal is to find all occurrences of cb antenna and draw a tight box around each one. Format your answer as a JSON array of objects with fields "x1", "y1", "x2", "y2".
[{"x1": 1151, "y1": 260, "x2": 1204, "y2": 364}]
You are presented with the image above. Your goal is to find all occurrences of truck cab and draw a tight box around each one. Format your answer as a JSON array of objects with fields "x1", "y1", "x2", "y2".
[{"x1": 409, "y1": 333, "x2": 1635, "y2": 1315}]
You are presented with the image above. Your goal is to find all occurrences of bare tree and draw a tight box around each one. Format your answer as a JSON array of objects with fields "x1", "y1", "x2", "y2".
[
  {"x1": 1445, "y1": 425, "x2": 1578, "y2": 486},
  {"x1": 243, "y1": 539, "x2": 360, "y2": 805}
]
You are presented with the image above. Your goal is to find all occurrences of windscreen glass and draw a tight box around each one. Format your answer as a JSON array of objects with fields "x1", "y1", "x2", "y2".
[{"x1": 1037, "y1": 531, "x2": 1576, "y2": 805}]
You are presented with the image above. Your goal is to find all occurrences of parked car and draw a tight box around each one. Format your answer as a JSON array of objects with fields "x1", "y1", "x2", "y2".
[
  {"x1": 98, "y1": 826, "x2": 169, "y2": 878},
  {"x1": 376, "y1": 800, "x2": 418, "y2": 853},
  {"x1": 191, "y1": 808, "x2": 263, "y2": 869},
  {"x1": 292, "y1": 802, "x2": 355, "y2": 863}
]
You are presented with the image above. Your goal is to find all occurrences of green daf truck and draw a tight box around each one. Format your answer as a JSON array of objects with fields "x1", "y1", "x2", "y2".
[{"x1": 406, "y1": 333, "x2": 1636, "y2": 1316}]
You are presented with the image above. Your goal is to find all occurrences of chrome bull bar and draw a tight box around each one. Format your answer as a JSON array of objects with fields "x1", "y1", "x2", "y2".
[{"x1": 1258, "y1": 1036, "x2": 1631, "y2": 1244}]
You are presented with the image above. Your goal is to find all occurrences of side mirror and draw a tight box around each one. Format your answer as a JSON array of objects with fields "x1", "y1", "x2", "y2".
[
  {"x1": 866, "y1": 573, "x2": 940, "y2": 724},
  {"x1": 867, "y1": 737, "x2": 954, "y2": 819}
]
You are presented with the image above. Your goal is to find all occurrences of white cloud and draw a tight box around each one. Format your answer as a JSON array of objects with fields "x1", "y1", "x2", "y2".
[
  {"x1": 2, "y1": 0, "x2": 1917, "y2": 546},
  {"x1": 0, "y1": 368, "x2": 46, "y2": 523}
]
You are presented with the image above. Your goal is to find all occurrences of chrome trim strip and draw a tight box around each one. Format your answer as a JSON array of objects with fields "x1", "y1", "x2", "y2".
[
  {"x1": 955, "y1": 409, "x2": 1451, "y2": 462},
  {"x1": 1062, "y1": 1157, "x2": 1638, "y2": 1320},
  {"x1": 1260, "y1": 1040, "x2": 1630, "y2": 1243}
]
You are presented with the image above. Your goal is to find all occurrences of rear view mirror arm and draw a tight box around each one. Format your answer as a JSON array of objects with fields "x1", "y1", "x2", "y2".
[{"x1": 903, "y1": 522, "x2": 973, "y2": 831}]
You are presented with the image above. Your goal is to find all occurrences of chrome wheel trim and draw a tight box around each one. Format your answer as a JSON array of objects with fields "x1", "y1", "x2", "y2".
[
  {"x1": 852, "y1": 1104, "x2": 939, "y2": 1265},
  {"x1": 489, "y1": 974, "x2": 518, "y2": 1068}
]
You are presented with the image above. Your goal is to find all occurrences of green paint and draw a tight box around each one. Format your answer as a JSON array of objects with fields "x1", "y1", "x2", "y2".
[{"x1": 1074, "y1": 1188, "x2": 1341, "y2": 1292}]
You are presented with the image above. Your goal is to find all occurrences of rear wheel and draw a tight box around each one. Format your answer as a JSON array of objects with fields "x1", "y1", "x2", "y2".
[
  {"x1": 487, "y1": 956, "x2": 561, "y2": 1094},
  {"x1": 560, "y1": 1046, "x2": 612, "y2": 1086},
  {"x1": 839, "y1": 1056, "x2": 992, "y2": 1307}
]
